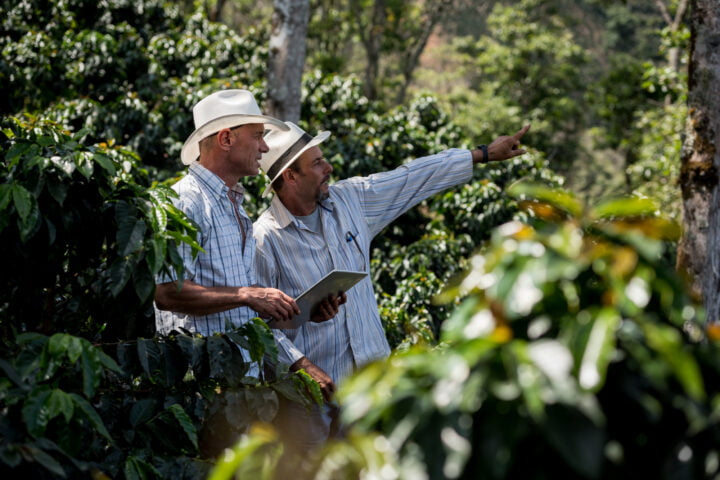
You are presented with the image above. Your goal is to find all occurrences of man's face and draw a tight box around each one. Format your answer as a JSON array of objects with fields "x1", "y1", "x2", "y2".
[
  {"x1": 228, "y1": 123, "x2": 269, "y2": 177},
  {"x1": 293, "y1": 146, "x2": 333, "y2": 202}
]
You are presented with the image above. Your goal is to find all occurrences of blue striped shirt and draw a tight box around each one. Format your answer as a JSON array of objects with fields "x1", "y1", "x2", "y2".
[
  {"x1": 154, "y1": 163, "x2": 259, "y2": 335},
  {"x1": 254, "y1": 149, "x2": 473, "y2": 383}
]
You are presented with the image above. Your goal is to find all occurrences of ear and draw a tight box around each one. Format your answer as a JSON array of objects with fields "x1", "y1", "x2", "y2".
[
  {"x1": 217, "y1": 129, "x2": 233, "y2": 150},
  {"x1": 282, "y1": 168, "x2": 296, "y2": 184}
]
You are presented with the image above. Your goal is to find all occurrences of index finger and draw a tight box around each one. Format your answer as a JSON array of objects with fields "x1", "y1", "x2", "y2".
[{"x1": 513, "y1": 124, "x2": 531, "y2": 141}]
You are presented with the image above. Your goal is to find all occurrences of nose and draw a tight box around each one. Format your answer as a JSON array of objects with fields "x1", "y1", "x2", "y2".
[
  {"x1": 323, "y1": 158, "x2": 333, "y2": 174},
  {"x1": 259, "y1": 137, "x2": 269, "y2": 153}
]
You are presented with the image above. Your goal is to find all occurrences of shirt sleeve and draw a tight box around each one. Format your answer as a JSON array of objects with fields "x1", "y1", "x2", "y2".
[
  {"x1": 347, "y1": 148, "x2": 473, "y2": 237},
  {"x1": 255, "y1": 238, "x2": 306, "y2": 366}
]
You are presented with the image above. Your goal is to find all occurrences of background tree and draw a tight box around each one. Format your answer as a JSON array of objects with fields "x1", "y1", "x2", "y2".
[
  {"x1": 677, "y1": 0, "x2": 720, "y2": 321},
  {"x1": 266, "y1": 0, "x2": 311, "y2": 122}
]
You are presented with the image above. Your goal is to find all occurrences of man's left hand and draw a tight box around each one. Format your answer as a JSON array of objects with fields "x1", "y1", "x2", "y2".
[
  {"x1": 310, "y1": 292, "x2": 347, "y2": 323},
  {"x1": 474, "y1": 124, "x2": 531, "y2": 163}
]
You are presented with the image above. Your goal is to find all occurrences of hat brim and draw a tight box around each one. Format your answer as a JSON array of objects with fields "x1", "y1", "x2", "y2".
[
  {"x1": 262, "y1": 130, "x2": 331, "y2": 197},
  {"x1": 180, "y1": 114, "x2": 289, "y2": 165}
]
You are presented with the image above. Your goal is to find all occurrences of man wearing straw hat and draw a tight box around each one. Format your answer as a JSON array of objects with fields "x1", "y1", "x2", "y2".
[
  {"x1": 154, "y1": 89, "x2": 304, "y2": 357},
  {"x1": 254, "y1": 121, "x2": 530, "y2": 450}
]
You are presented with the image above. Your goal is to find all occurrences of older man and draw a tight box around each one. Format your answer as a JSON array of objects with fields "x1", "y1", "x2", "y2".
[
  {"x1": 254, "y1": 121, "x2": 530, "y2": 450},
  {"x1": 153, "y1": 89, "x2": 301, "y2": 362}
]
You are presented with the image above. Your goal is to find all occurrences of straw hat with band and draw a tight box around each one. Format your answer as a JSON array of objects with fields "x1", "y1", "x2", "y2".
[
  {"x1": 260, "y1": 121, "x2": 331, "y2": 197},
  {"x1": 180, "y1": 89, "x2": 289, "y2": 166}
]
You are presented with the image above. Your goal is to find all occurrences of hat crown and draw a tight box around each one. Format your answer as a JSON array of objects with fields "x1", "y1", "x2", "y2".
[
  {"x1": 193, "y1": 89, "x2": 262, "y2": 129},
  {"x1": 261, "y1": 122, "x2": 308, "y2": 172}
]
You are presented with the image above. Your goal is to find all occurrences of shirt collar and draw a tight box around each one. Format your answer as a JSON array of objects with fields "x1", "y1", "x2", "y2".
[
  {"x1": 189, "y1": 163, "x2": 245, "y2": 202},
  {"x1": 269, "y1": 193, "x2": 335, "y2": 229}
]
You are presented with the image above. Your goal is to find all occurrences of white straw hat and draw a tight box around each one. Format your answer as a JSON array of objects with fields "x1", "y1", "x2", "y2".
[
  {"x1": 180, "y1": 89, "x2": 288, "y2": 165},
  {"x1": 260, "y1": 121, "x2": 331, "y2": 196}
]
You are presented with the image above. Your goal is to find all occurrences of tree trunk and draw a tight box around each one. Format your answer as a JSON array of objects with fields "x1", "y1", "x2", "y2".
[
  {"x1": 394, "y1": 0, "x2": 451, "y2": 105},
  {"x1": 207, "y1": 0, "x2": 228, "y2": 22},
  {"x1": 266, "y1": 0, "x2": 310, "y2": 123},
  {"x1": 677, "y1": 0, "x2": 720, "y2": 321},
  {"x1": 351, "y1": 0, "x2": 386, "y2": 100},
  {"x1": 654, "y1": 0, "x2": 690, "y2": 104}
]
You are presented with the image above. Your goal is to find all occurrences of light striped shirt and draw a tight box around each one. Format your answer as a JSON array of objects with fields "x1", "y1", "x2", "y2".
[
  {"x1": 254, "y1": 149, "x2": 473, "y2": 383},
  {"x1": 154, "y1": 163, "x2": 258, "y2": 333}
]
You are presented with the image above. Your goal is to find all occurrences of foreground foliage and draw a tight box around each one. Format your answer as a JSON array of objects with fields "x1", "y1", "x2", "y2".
[
  {"x1": 211, "y1": 186, "x2": 720, "y2": 479},
  {"x1": 0, "y1": 117, "x2": 318, "y2": 478}
]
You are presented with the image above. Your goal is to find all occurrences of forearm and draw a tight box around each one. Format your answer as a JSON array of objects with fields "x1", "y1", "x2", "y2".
[{"x1": 154, "y1": 280, "x2": 251, "y2": 316}]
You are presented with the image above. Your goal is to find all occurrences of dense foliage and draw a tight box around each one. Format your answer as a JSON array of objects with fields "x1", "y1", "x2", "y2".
[
  {"x1": 211, "y1": 186, "x2": 720, "y2": 480},
  {"x1": 1, "y1": 0, "x2": 269, "y2": 173}
]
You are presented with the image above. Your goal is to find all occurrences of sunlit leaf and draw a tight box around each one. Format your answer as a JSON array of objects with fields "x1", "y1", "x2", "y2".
[
  {"x1": 590, "y1": 196, "x2": 657, "y2": 219},
  {"x1": 577, "y1": 308, "x2": 619, "y2": 391},
  {"x1": 507, "y1": 182, "x2": 582, "y2": 217},
  {"x1": 208, "y1": 424, "x2": 279, "y2": 480}
]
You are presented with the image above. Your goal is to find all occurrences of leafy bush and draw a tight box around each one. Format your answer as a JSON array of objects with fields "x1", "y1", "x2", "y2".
[
  {"x1": 211, "y1": 185, "x2": 720, "y2": 480},
  {"x1": 0, "y1": 321, "x2": 315, "y2": 478},
  {"x1": 1, "y1": 0, "x2": 269, "y2": 172},
  {"x1": 0, "y1": 115, "x2": 196, "y2": 341}
]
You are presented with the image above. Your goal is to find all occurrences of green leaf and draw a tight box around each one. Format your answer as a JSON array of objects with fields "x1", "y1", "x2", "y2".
[
  {"x1": 147, "y1": 237, "x2": 166, "y2": 274},
  {"x1": 12, "y1": 184, "x2": 33, "y2": 220},
  {"x1": 0, "y1": 358, "x2": 26, "y2": 388},
  {"x1": 70, "y1": 393, "x2": 113, "y2": 442},
  {"x1": 18, "y1": 200, "x2": 41, "y2": 242},
  {"x1": 75, "y1": 150, "x2": 94, "y2": 178},
  {"x1": 124, "y1": 455, "x2": 161, "y2": 480},
  {"x1": 107, "y1": 258, "x2": 133, "y2": 297},
  {"x1": 642, "y1": 322, "x2": 706, "y2": 401},
  {"x1": 507, "y1": 181, "x2": 582, "y2": 217},
  {"x1": 590, "y1": 196, "x2": 658, "y2": 219},
  {"x1": 176, "y1": 334, "x2": 207, "y2": 377},
  {"x1": 271, "y1": 376, "x2": 313, "y2": 407},
  {"x1": 80, "y1": 346, "x2": 102, "y2": 398},
  {"x1": 5, "y1": 141, "x2": 32, "y2": 163},
  {"x1": 93, "y1": 153, "x2": 116, "y2": 175},
  {"x1": 207, "y1": 335, "x2": 233, "y2": 380},
  {"x1": 116, "y1": 202, "x2": 147, "y2": 257},
  {"x1": 294, "y1": 369, "x2": 324, "y2": 406},
  {"x1": 542, "y1": 404, "x2": 605, "y2": 479},
  {"x1": 577, "y1": 308, "x2": 619, "y2": 391},
  {"x1": 132, "y1": 263, "x2": 155, "y2": 303},
  {"x1": 46, "y1": 389, "x2": 75, "y2": 423},
  {"x1": 0, "y1": 184, "x2": 12, "y2": 210},
  {"x1": 97, "y1": 350, "x2": 122, "y2": 374},
  {"x1": 166, "y1": 403, "x2": 199, "y2": 449},
  {"x1": 47, "y1": 179, "x2": 68, "y2": 205},
  {"x1": 212, "y1": 336, "x2": 248, "y2": 386},
  {"x1": 25, "y1": 445, "x2": 66, "y2": 478},
  {"x1": 228, "y1": 320, "x2": 277, "y2": 365},
  {"x1": 129, "y1": 398, "x2": 159, "y2": 427},
  {"x1": 137, "y1": 338, "x2": 161, "y2": 380},
  {"x1": 22, "y1": 388, "x2": 52, "y2": 437},
  {"x1": 207, "y1": 429, "x2": 277, "y2": 480}
]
